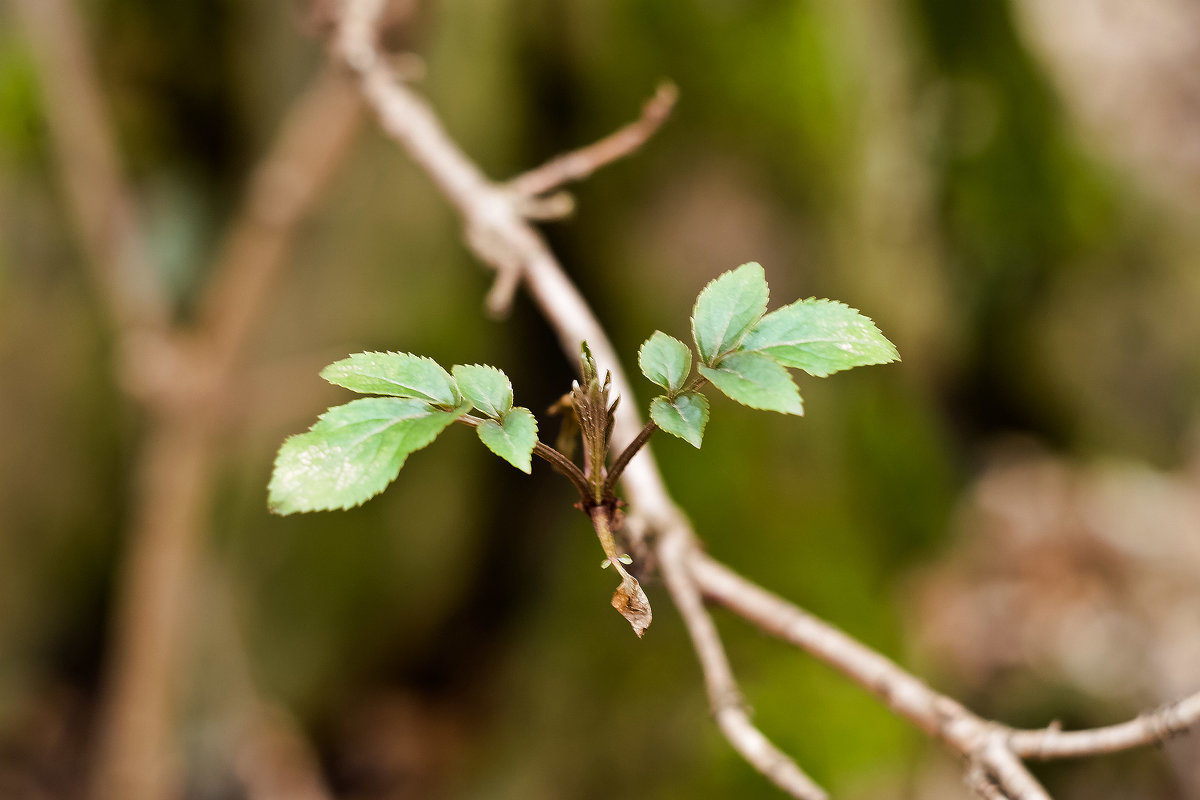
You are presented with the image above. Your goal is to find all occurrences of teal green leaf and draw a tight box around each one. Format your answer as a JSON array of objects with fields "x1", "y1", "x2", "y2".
[
  {"x1": 691, "y1": 262, "x2": 769, "y2": 364},
  {"x1": 698, "y1": 351, "x2": 803, "y2": 415},
  {"x1": 268, "y1": 397, "x2": 467, "y2": 514},
  {"x1": 452, "y1": 363, "x2": 513, "y2": 418},
  {"x1": 476, "y1": 407, "x2": 538, "y2": 473},
  {"x1": 742, "y1": 299, "x2": 899, "y2": 377},
  {"x1": 320, "y1": 352, "x2": 460, "y2": 406},
  {"x1": 650, "y1": 392, "x2": 710, "y2": 448},
  {"x1": 638, "y1": 331, "x2": 692, "y2": 394}
]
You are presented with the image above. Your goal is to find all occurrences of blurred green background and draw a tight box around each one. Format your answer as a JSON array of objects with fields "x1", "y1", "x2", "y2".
[{"x1": 3, "y1": 0, "x2": 1200, "y2": 798}]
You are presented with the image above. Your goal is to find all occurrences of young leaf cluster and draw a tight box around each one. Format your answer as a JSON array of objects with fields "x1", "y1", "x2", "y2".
[
  {"x1": 268, "y1": 352, "x2": 538, "y2": 514},
  {"x1": 638, "y1": 262, "x2": 898, "y2": 448}
]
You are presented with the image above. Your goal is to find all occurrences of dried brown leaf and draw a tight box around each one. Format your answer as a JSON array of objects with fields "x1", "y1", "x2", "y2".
[{"x1": 612, "y1": 574, "x2": 652, "y2": 638}]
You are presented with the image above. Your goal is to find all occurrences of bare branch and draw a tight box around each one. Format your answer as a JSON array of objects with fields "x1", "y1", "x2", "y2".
[
  {"x1": 691, "y1": 552, "x2": 972, "y2": 738},
  {"x1": 456, "y1": 415, "x2": 591, "y2": 499},
  {"x1": 691, "y1": 550, "x2": 1200, "y2": 794},
  {"x1": 604, "y1": 419, "x2": 657, "y2": 495},
  {"x1": 332, "y1": 2, "x2": 1200, "y2": 797},
  {"x1": 335, "y1": 1, "x2": 819, "y2": 792},
  {"x1": 507, "y1": 82, "x2": 678, "y2": 199},
  {"x1": 336, "y1": 0, "x2": 679, "y2": 538},
  {"x1": 13, "y1": 0, "x2": 168, "y2": 333},
  {"x1": 660, "y1": 535, "x2": 827, "y2": 800},
  {"x1": 1010, "y1": 693, "x2": 1200, "y2": 760},
  {"x1": 195, "y1": 66, "x2": 364, "y2": 377},
  {"x1": 972, "y1": 734, "x2": 1052, "y2": 800},
  {"x1": 20, "y1": 4, "x2": 365, "y2": 799}
]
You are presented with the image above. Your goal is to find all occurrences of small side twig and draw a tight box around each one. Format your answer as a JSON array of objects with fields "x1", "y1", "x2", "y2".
[
  {"x1": 506, "y1": 82, "x2": 678, "y2": 200},
  {"x1": 480, "y1": 83, "x2": 677, "y2": 317},
  {"x1": 456, "y1": 415, "x2": 591, "y2": 499},
  {"x1": 604, "y1": 419, "x2": 657, "y2": 496},
  {"x1": 1010, "y1": 693, "x2": 1200, "y2": 760},
  {"x1": 332, "y1": 2, "x2": 1200, "y2": 797}
]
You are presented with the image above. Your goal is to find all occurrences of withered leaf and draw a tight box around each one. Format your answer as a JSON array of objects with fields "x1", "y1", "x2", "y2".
[{"x1": 611, "y1": 573, "x2": 652, "y2": 638}]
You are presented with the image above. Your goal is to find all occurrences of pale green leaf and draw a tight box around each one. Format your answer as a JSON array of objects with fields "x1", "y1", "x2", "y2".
[
  {"x1": 638, "y1": 331, "x2": 692, "y2": 394},
  {"x1": 691, "y1": 262, "x2": 769, "y2": 364},
  {"x1": 698, "y1": 351, "x2": 803, "y2": 415},
  {"x1": 320, "y1": 352, "x2": 459, "y2": 406},
  {"x1": 475, "y1": 407, "x2": 538, "y2": 473},
  {"x1": 649, "y1": 392, "x2": 709, "y2": 448},
  {"x1": 452, "y1": 363, "x2": 513, "y2": 418},
  {"x1": 742, "y1": 299, "x2": 899, "y2": 377},
  {"x1": 268, "y1": 397, "x2": 467, "y2": 514}
]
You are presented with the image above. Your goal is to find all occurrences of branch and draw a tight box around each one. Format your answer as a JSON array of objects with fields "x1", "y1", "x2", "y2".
[
  {"x1": 18, "y1": 3, "x2": 366, "y2": 798},
  {"x1": 195, "y1": 65, "x2": 364, "y2": 378},
  {"x1": 506, "y1": 82, "x2": 678, "y2": 199},
  {"x1": 456, "y1": 415, "x2": 591, "y2": 499},
  {"x1": 334, "y1": 2, "x2": 819, "y2": 794},
  {"x1": 335, "y1": 6, "x2": 680, "y2": 538},
  {"x1": 331, "y1": 3, "x2": 1200, "y2": 798},
  {"x1": 1010, "y1": 693, "x2": 1200, "y2": 760},
  {"x1": 604, "y1": 419, "x2": 657, "y2": 495},
  {"x1": 13, "y1": 0, "x2": 168, "y2": 334},
  {"x1": 660, "y1": 534, "x2": 827, "y2": 799}
]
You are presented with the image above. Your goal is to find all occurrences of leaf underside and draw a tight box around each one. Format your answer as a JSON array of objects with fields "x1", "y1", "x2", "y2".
[
  {"x1": 268, "y1": 397, "x2": 467, "y2": 514},
  {"x1": 742, "y1": 298, "x2": 899, "y2": 377},
  {"x1": 475, "y1": 407, "x2": 538, "y2": 473},
  {"x1": 321, "y1": 352, "x2": 460, "y2": 406},
  {"x1": 650, "y1": 392, "x2": 710, "y2": 447},
  {"x1": 638, "y1": 331, "x2": 692, "y2": 394},
  {"x1": 691, "y1": 262, "x2": 769, "y2": 364},
  {"x1": 452, "y1": 363, "x2": 514, "y2": 418},
  {"x1": 699, "y1": 351, "x2": 803, "y2": 415}
]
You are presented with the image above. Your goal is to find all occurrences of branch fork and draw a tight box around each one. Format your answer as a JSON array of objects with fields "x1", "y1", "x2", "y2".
[{"x1": 334, "y1": 2, "x2": 1200, "y2": 797}]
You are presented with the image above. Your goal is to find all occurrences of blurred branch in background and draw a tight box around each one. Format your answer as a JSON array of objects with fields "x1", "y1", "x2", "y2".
[
  {"x1": 912, "y1": 438, "x2": 1200, "y2": 794},
  {"x1": 13, "y1": 0, "x2": 364, "y2": 798},
  {"x1": 7, "y1": 0, "x2": 1200, "y2": 798},
  {"x1": 334, "y1": 2, "x2": 1200, "y2": 799},
  {"x1": 334, "y1": 2, "x2": 827, "y2": 796}
]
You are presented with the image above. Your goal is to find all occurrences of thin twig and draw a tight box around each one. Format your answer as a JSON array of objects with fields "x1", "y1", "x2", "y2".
[
  {"x1": 1010, "y1": 693, "x2": 1200, "y2": 760},
  {"x1": 659, "y1": 534, "x2": 827, "y2": 800},
  {"x1": 337, "y1": 10, "x2": 680, "y2": 539},
  {"x1": 480, "y1": 82, "x2": 676, "y2": 316},
  {"x1": 336, "y1": 1, "x2": 816, "y2": 792},
  {"x1": 18, "y1": 3, "x2": 366, "y2": 797},
  {"x1": 195, "y1": 66, "x2": 364, "y2": 375},
  {"x1": 604, "y1": 419, "x2": 657, "y2": 496},
  {"x1": 507, "y1": 82, "x2": 678, "y2": 199},
  {"x1": 332, "y1": 2, "x2": 1200, "y2": 797},
  {"x1": 456, "y1": 415, "x2": 590, "y2": 498},
  {"x1": 12, "y1": 0, "x2": 167, "y2": 335}
]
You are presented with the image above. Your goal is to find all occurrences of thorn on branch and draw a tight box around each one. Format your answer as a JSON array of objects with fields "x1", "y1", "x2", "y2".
[{"x1": 514, "y1": 190, "x2": 576, "y2": 221}]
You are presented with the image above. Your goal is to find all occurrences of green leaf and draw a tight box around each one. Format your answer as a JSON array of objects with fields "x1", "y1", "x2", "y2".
[
  {"x1": 691, "y1": 262, "x2": 769, "y2": 364},
  {"x1": 320, "y1": 352, "x2": 460, "y2": 406},
  {"x1": 698, "y1": 351, "x2": 804, "y2": 415},
  {"x1": 452, "y1": 363, "x2": 513, "y2": 418},
  {"x1": 638, "y1": 331, "x2": 692, "y2": 394},
  {"x1": 475, "y1": 407, "x2": 538, "y2": 473},
  {"x1": 650, "y1": 392, "x2": 710, "y2": 448},
  {"x1": 268, "y1": 397, "x2": 467, "y2": 514},
  {"x1": 742, "y1": 299, "x2": 899, "y2": 377}
]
